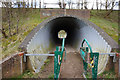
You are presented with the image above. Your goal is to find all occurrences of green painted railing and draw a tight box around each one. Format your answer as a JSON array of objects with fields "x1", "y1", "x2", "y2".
[
  {"x1": 80, "y1": 39, "x2": 99, "y2": 79},
  {"x1": 54, "y1": 38, "x2": 66, "y2": 80}
]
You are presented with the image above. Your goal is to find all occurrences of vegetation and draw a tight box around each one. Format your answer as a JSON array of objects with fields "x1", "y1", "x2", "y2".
[
  {"x1": 48, "y1": 74, "x2": 54, "y2": 79},
  {"x1": 17, "y1": 70, "x2": 38, "y2": 78},
  {"x1": 98, "y1": 69, "x2": 115, "y2": 78},
  {"x1": 85, "y1": 69, "x2": 115, "y2": 78},
  {"x1": 41, "y1": 59, "x2": 50, "y2": 70},
  {"x1": 89, "y1": 10, "x2": 118, "y2": 42},
  {"x1": 17, "y1": 58, "x2": 50, "y2": 78},
  {"x1": 2, "y1": 9, "x2": 48, "y2": 59}
]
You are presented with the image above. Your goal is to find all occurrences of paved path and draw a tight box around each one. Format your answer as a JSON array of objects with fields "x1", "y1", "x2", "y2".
[
  {"x1": 38, "y1": 47, "x2": 84, "y2": 78},
  {"x1": 60, "y1": 52, "x2": 83, "y2": 78}
]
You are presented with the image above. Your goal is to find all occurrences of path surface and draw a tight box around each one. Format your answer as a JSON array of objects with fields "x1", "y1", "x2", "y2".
[
  {"x1": 60, "y1": 52, "x2": 83, "y2": 78},
  {"x1": 38, "y1": 47, "x2": 83, "y2": 78}
]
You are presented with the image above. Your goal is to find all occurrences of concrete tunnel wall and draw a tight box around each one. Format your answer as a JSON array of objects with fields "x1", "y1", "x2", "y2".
[{"x1": 19, "y1": 15, "x2": 118, "y2": 74}]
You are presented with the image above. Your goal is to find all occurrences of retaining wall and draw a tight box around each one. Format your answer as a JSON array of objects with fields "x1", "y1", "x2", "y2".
[
  {"x1": 40, "y1": 9, "x2": 90, "y2": 19},
  {"x1": 1, "y1": 53, "x2": 26, "y2": 78}
]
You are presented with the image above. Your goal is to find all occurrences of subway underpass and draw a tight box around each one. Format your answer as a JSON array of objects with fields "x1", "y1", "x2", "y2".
[{"x1": 19, "y1": 15, "x2": 118, "y2": 78}]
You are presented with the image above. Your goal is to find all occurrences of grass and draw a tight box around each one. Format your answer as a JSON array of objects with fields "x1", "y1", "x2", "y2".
[
  {"x1": 17, "y1": 58, "x2": 51, "y2": 78},
  {"x1": 41, "y1": 59, "x2": 50, "y2": 70},
  {"x1": 48, "y1": 74, "x2": 54, "y2": 79},
  {"x1": 17, "y1": 70, "x2": 38, "y2": 78},
  {"x1": 89, "y1": 10, "x2": 118, "y2": 43},
  {"x1": 85, "y1": 72, "x2": 92, "y2": 78},
  {"x1": 98, "y1": 69, "x2": 115, "y2": 78},
  {"x1": 2, "y1": 9, "x2": 48, "y2": 59},
  {"x1": 85, "y1": 69, "x2": 115, "y2": 79}
]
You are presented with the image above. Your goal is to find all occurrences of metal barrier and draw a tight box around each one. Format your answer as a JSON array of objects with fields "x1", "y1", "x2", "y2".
[
  {"x1": 80, "y1": 39, "x2": 119, "y2": 79},
  {"x1": 20, "y1": 40, "x2": 66, "y2": 80},
  {"x1": 54, "y1": 46, "x2": 66, "y2": 79},
  {"x1": 80, "y1": 39, "x2": 99, "y2": 79},
  {"x1": 19, "y1": 30, "x2": 67, "y2": 80}
]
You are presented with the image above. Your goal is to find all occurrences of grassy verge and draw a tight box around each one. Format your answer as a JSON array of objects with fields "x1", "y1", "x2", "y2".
[
  {"x1": 17, "y1": 58, "x2": 50, "y2": 78},
  {"x1": 48, "y1": 74, "x2": 54, "y2": 79},
  {"x1": 2, "y1": 9, "x2": 48, "y2": 59},
  {"x1": 98, "y1": 69, "x2": 115, "y2": 78},
  {"x1": 41, "y1": 59, "x2": 50, "y2": 70},
  {"x1": 89, "y1": 10, "x2": 118, "y2": 43},
  {"x1": 17, "y1": 70, "x2": 39, "y2": 78},
  {"x1": 85, "y1": 69, "x2": 115, "y2": 79}
]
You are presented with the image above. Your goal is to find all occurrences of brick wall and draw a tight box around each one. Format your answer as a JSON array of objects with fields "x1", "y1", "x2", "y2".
[
  {"x1": 1, "y1": 53, "x2": 26, "y2": 78},
  {"x1": 40, "y1": 9, "x2": 90, "y2": 19}
]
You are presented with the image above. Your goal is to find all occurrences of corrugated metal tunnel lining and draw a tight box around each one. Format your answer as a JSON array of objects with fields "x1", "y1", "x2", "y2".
[{"x1": 19, "y1": 15, "x2": 118, "y2": 74}]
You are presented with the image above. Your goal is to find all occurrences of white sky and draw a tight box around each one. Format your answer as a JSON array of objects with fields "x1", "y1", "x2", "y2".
[
  {"x1": 31, "y1": 0, "x2": 119, "y2": 9},
  {"x1": 0, "y1": 0, "x2": 119, "y2": 10}
]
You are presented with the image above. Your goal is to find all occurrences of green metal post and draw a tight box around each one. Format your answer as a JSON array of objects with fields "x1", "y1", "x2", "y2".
[
  {"x1": 83, "y1": 60, "x2": 88, "y2": 75},
  {"x1": 54, "y1": 38, "x2": 66, "y2": 80},
  {"x1": 62, "y1": 38, "x2": 65, "y2": 52},
  {"x1": 92, "y1": 53, "x2": 99, "y2": 80}
]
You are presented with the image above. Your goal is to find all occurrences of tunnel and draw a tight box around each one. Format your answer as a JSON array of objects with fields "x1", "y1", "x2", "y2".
[
  {"x1": 49, "y1": 17, "x2": 81, "y2": 46},
  {"x1": 19, "y1": 15, "x2": 118, "y2": 74}
]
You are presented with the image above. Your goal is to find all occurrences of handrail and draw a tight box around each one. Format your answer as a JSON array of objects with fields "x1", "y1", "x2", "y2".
[{"x1": 81, "y1": 39, "x2": 93, "y2": 53}]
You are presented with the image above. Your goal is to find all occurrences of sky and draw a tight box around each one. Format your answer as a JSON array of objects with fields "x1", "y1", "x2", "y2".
[
  {"x1": 0, "y1": 0, "x2": 119, "y2": 10},
  {"x1": 28, "y1": 0, "x2": 119, "y2": 10}
]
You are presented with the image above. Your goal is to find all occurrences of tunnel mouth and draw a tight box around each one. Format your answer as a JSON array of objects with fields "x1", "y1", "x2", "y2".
[
  {"x1": 19, "y1": 15, "x2": 118, "y2": 74},
  {"x1": 46, "y1": 16, "x2": 82, "y2": 47}
]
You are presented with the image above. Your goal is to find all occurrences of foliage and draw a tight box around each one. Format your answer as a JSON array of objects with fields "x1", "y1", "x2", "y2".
[
  {"x1": 17, "y1": 70, "x2": 38, "y2": 78},
  {"x1": 48, "y1": 74, "x2": 54, "y2": 79},
  {"x1": 89, "y1": 10, "x2": 118, "y2": 43},
  {"x1": 98, "y1": 69, "x2": 115, "y2": 78},
  {"x1": 41, "y1": 59, "x2": 50, "y2": 70},
  {"x1": 2, "y1": 8, "x2": 48, "y2": 59}
]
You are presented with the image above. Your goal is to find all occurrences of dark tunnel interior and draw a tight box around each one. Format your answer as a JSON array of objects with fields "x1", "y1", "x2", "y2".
[{"x1": 46, "y1": 16, "x2": 82, "y2": 46}]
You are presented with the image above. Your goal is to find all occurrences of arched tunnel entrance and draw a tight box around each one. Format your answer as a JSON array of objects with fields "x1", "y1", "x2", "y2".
[
  {"x1": 50, "y1": 17, "x2": 80, "y2": 46},
  {"x1": 19, "y1": 15, "x2": 118, "y2": 76}
]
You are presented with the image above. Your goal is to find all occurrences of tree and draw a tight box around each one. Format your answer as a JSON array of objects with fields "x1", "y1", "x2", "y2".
[
  {"x1": 100, "y1": 0, "x2": 103, "y2": 10},
  {"x1": 16, "y1": 8, "x2": 19, "y2": 34},
  {"x1": 27, "y1": 0, "x2": 29, "y2": 8},
  {"x1": 96, "y1": 0, "x2": 98, "y2": 10},
  {"x1": 35, "y1": 0, "x2": 36, "y2": 8},
  {"x1": 0, "y1": 28, "x2": 7, "y2": 38},
  {"x1": 3, "y1": 2, "x2": 12, "y2": 36},
  {"x1": 81, "y1": 0, "x2": 83, "y2": 9},
  {"x1": 105, "y1": 0, "x2": 108, "y2": 10},
  {"x1": 118, "y1": 1, "x2": 120, "y2": 10},
  {"x1": 104, "y1": 1, "x2": 116, "y2": 18},
  {"x1": 84, "y1": 0, "x2": 88, "y2": 9},
  {"x1": 67, "y1": 0, "x2": 71, "y2": 9},
  {"x1": 58, "y1": 0, "x2": 62, "y2": 9},
  {"x1": 91, "y1": 1, "x2": 94, "y2": 10},
  {"x1": 39, "y1": 0, "x2": 41, "y2": 9},
  {"x1": 31, "y1": 0, "x2": 33, "y2": 8},
  {"x1": 77, "y1": 0, "x2": 80, "y2": 9}
]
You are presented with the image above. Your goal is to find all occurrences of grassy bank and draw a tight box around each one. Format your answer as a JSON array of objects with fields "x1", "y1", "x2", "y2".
[
  {"x1": 2, "y1": 9, "x2": 48, "y2": 59},
  {"x1": 89, "y1": 10, "x2": 118, "y2": 42}
]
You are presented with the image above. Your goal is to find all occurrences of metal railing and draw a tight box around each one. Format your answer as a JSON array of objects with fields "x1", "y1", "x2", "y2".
[{"x1": 80, "y1": 39, "x2": 119, "y2": 79}]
